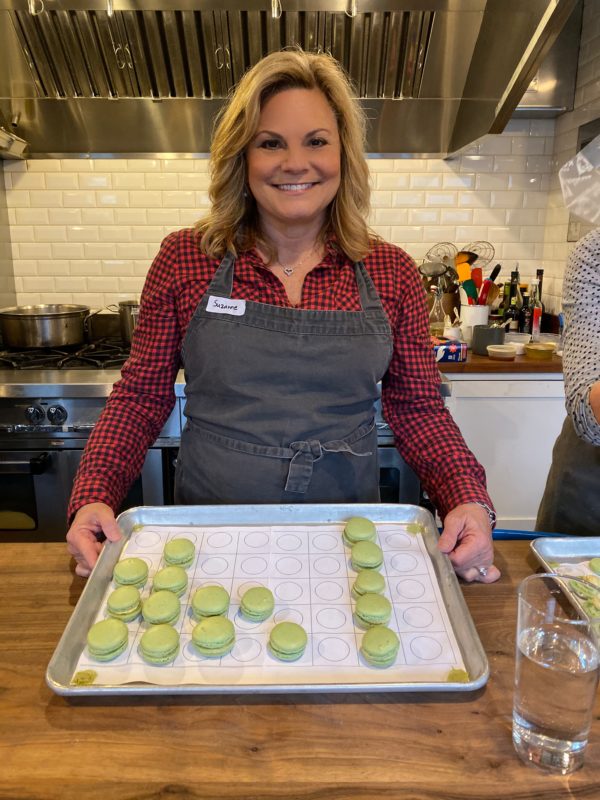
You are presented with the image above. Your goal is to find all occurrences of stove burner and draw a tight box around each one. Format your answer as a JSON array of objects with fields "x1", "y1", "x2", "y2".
[{"x1": 0, "y1": 339, "x2": 131, "y2": 370}]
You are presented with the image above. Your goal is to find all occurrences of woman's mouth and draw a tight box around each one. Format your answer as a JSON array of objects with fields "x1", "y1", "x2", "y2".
[{"x1": 273, "y1": 183, "x2": 316, "y2": 192}]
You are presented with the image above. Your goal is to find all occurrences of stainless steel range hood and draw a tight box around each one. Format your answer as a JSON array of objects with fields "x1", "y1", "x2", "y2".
[{"x1": 0, "y1": 0, "x2": 579, "y2": 157}]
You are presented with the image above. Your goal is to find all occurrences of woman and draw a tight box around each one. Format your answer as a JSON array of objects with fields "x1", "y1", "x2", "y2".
[{"x1": 66, "y1": 49, "x2": 499, "y2": 583}]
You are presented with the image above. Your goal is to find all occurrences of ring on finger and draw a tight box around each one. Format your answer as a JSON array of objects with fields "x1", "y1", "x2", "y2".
[{"x1": 477, "y1": 566, "x2": 489, "y2": 578}]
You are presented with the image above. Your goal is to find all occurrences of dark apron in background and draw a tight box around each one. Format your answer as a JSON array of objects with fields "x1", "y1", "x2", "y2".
[
  {"x1": 175, "y1": 252, "x2": 393, "y2": 505},
  {"x1": 536, "y1": 415, "x2": 600, "y2": 535}
]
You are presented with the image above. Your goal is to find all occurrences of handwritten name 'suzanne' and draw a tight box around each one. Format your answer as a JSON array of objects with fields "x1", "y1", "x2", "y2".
[{"x1": 212, "y1": 300, "x2": 238, "y2": 311}]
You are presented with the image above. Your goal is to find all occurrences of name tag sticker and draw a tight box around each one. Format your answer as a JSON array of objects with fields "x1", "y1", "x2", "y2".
[{"x1": 206, "y1": 296, "x2": 246, "y2": 316}]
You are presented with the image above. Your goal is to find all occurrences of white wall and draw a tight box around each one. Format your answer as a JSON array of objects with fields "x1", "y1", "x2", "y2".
[
  {"x1": 3, "y1": 118, "x2": 557, "y2": 312},
  {"x1": 542, "y1": 0, "x2": 600, "y2": 294}
]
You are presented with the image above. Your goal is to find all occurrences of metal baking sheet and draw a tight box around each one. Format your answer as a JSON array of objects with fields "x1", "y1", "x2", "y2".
[
  {"x1": 530, "y1": 537, "x2": 600, "y2": 572},
  {"x1": 46, "y1": 504, "x2": 489, "y2": 696}
]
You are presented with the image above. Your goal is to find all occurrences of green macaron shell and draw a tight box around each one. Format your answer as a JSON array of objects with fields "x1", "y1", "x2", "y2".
[
  {"x1": 352, "y1": 569, "x2": 386, "y2": 598},
  {"x1": 343, "y1": 516, "x2": 377, "y2": 546},
  {"x1": 360, "y1": 625, "x2": 399, "y2": 667},
  {"x1": 163, "y1": 537, "x2": 195, "y2": 568},
  {"x1": 268, "y1": 621, "x2": 308, "y2": 661},
  {"x1": 139, "y1": 624, "x2": 180, "y2": 665},
  {"x1": 153, "y1": 565, "x2": 188, "y2": 597},
  {"x1": 240, "y1": 586, "x2": 275, "y2": 622},
  {"x1": 142, "y1": 589, "x2": 181, "y2": 625},
  {"x1": 113, "y1": 557, "x2": 149, "y2": 589},
  {"x1": 354, "y1": 592, "x2": 392, "y2": 628},
  {"x1": 589, "y1": 558, "x2": 600, "y2": 576},
  {"x1": 87, "y1": 618, "x2": 129, "y2": 662},
  {"x1": 191, "y1": 585, "x2": 230, "y2": 620},
  {"x1": 350, "y1": 540, "x2": 384, "y2": 571},
  {"x1": 192, "y1": 615, "x2": 236, "y2": 657},
  {"x1": 106, "y1": 585, "x2": 142, "y2": 622}
]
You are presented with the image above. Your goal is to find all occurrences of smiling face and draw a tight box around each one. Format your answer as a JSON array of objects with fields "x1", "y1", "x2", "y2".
[{"x1": 246, "y1": 88, "x2": 341, "y2": 234}]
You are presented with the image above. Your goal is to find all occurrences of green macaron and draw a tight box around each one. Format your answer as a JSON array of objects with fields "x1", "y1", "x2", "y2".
[
  {"x1": 360, "y1": 625, "x2": 399, "y2": 668},
  {"x1": 343, "y1": 516, "x2": 377, "y2": 546},
  {"x1": 192, "y1": 615, "x2": 236, "y2": 657},
  {"x1": 153, "y1": 565, "x2": 188, "y2": 597},
  {"x1": 268, "y1": 621, "x2": 307, "y2": 662},
  {"x1": 142, "y1": 589, "x2": 181, "y2": 626},
  {"x1": 163, "y1": 537, "x2": 195, "y2": 568},
  {"x1": 139, "y1": 624, "x2": 180, "y2": 665},
  {"x1": 352, "y1": 569, "x2": 386, "y2": 599},
  {"x1": 353, "y1": 592, "x2": 392, "y2": 629},
  {"x1": 191, "y1": 585, "x2": 230, "y2": 620},
  {"x1": 240, "y1": 586, "x2": 275, "y2": 622},
  {"x1": 113, "y1": 557, "x2": 148, "y2": 589},
  {"x1": 351, "y1": 540, "x2": 384, "y2": 571},
  {"x1": 106, "y1": 585, "x2": 142, "y2": 622},
  {"x1": 87, "y1": 618, "x2": 129, "y2": 662},
  {"x1": 589, "y1": 558, "x2": 600, "y2": 576}
]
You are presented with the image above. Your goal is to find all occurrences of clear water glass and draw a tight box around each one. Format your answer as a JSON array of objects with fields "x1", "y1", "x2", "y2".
[{"x1": 513, "y1": 573, "x2": 600, "y2": 774}]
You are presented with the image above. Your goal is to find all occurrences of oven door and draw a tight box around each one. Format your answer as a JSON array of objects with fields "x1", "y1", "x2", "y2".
[
  {"x1": 377, "y1": 445, "x2": 420, "y2": 504},
  {"x1": 0, "y1": 444, "x2": 166, "y2": 542}
]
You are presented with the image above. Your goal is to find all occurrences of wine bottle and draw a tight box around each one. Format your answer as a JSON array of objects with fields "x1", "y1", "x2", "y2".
[
  {"x1": 530, "y1": 278, "x2": 543, "y2": 341},
  {"x1": 519, "y1": 292, "x2": 532, "y2": 334},
  {"x1": 536, "y1": 268, "x2": 546, "y2": 314},
  {"x1": 504, "y1": 296, "x2": 520, "y2": 332}
]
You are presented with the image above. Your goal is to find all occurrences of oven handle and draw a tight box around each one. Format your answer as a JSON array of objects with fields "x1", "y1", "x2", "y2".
[{"x1": 0, "y1": 452, "x2": 52, "y2": 475}]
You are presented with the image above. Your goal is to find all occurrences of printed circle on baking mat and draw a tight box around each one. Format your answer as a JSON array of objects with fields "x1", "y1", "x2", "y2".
[
  {"x1": 132, "y1": 531, "x2": 161, "y2": 549},
  {"x1": 312, "y1": 534, "x2": 338, "y2": 552},
  {"x1": 239, "y1": 556, "x2": 269, "y2": 575},
  {"x1": 276, "y1": 534, "x2": 302, "y2": 551},
  {"x1": 316, "y1": 608, "x2": 347, "y2": 630},
  {"x1": 274, "y1": 608, "x2": 304, "y2": 625},
  {"x1": 313, "y1": 556, "x2": 342, "y2": 576},
  {"x1": 243, "y1": 531, "x2": 269, "y2": 549},
  {"x1": 231, "y1": 637, "x2": 262, "y2": 663},
  {"x1": 199, "y1": 556, "x2": 229, "y2": 576},
  {"x1": 274, "y1": 581, "x2": 303, "y2": 602},
  {"x1": 314, "y1": 581, "x2": 344, "y2": 602},
  {"x1": 318, "y1": 637, "x2": 351, "y2": 662},
  {"x1": 206, "y1": 532, "x2": 232, "y2": 549},
  {"x1": 403, "y1": 606, "x2": 434, "y2": 628},
  {"x1": 390, "y1": 553, "x2": 418, "y2": 573},
  {"x1": 396, "y1": 578, "x2": 426, "y2": 600},
  {"x1": 274, "y1": 556, "x2": 303, "y2": 576},
  {"x1": 385, "y1": 533, "x2": 412, "y2": 550},
  {"x1": 169, "y1": 531, "x2": 199, "y2": 544},
  {"x1": 410, "y1": 636, "x2": 443, "y2": 661}
]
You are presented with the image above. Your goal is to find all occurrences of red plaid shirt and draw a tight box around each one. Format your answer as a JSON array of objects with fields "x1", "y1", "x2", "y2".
[{"x1": 68, "y1": 228, "x2": 492, "y2": 520}]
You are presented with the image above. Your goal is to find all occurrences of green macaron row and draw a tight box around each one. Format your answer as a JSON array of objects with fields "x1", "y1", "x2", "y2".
[
  {"x1": 142, "y1": 590, "x2": 181, "y2": 626},
  {"x1": 353, "y1": 592, "x2": 392, "y2": 629},
  {"x1": 153, "y1": 565, "x2": 188, "y2": 597},
  {"x1": 360, "y1": 625, "x2": 399, "y2": 667},
  {"x1": 163, "y1": 537, "x2": 196, "y2": 568},
  {"x1": 139, "y1": 624, "x2": 180, "y2": 665},
  {"x1": 191, "y1": 585, "x2": 230, "y2": 620},
  {"x1": 191, "y1": 615, "x2": 236, "y2": 657},
  {"x1": 268, "y1": 621, "x2": 308, "y2": 662},
  {"x1": 87, "y1": 618, "x2": 129, "y2": 662},
  {"x1": 113, "y1": 557, "x2": 149, "y2": 590},
  {"x1": 343, "y1": 516, "x2": 377, "y2": 546},
  {"x1": 239, "y1": 586, "x2": 275, "y2": 622},
  {"x1": 106, "y1": 585, "x2": 142, "y2": 623}
]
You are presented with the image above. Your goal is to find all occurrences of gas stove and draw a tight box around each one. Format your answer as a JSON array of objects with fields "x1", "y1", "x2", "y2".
[{"x1": 0, "y1": 338, "x2": 130, "y2": 370}]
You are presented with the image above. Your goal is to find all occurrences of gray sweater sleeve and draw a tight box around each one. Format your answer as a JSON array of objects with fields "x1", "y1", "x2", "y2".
[{"x1": 562, "y1": 228, "x2": 600, "y2": 445}]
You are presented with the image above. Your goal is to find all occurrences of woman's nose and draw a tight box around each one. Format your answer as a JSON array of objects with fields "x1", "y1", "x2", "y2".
[{"x1": 281, "y1": 145, "x2": 308, "y2": 173}]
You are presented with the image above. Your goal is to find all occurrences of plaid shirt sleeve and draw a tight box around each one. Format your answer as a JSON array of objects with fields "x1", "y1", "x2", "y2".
[
  {"x1": 67, "y1": 231, "x2": 185, "y2": 518},
  {"x1": 376, "y1": 242, "x2": 494, "y2": 520}
]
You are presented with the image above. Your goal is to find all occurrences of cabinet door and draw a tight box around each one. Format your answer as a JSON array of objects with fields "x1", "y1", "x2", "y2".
[{"x1": 445, "y1": 379, "x2": 565, "y2": 531}]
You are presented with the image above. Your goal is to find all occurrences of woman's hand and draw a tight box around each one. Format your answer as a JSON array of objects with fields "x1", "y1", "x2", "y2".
[
  {"x1": 66, "y1": 502, "x2": 122, "y2": 577},
  {"x1": 437, "y1": 502, "x2": 501, "y2": 583}
]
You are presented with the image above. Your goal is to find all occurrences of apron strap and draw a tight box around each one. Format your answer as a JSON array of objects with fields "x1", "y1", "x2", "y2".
[{"x1": 189, "y1": 420, "x2": 374, "y2": 495}]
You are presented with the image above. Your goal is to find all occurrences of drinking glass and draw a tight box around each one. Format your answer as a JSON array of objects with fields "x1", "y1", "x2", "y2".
[{"x1": 513, "y1": 573, "x2": 600, "y2": 774}]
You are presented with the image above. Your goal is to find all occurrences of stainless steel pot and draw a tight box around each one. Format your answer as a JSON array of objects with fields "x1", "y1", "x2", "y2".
[
  {"x1": 0, "y1": 304, "x2": 90, "y2": 348},
  {"x1": 118, "y1": 300, "x2": 140, "y2": 343}
]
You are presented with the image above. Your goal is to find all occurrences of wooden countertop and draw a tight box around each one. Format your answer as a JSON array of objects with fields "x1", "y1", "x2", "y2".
[
  {"x1": 440, "y1": 352, "x2": 563, "y2": 374},
  {"x1": 1, "y1": 541, "x2": 598, "y2": 798}
]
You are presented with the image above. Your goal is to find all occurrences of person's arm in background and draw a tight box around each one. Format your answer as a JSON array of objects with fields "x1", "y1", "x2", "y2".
[{"x1": 562, "y1": 229, "x2": 600, "y2": 441}]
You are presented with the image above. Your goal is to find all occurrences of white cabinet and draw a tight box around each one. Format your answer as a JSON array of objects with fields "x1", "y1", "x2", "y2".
[{"x1": 445, "y1": 375, "x2": 565, "y2": 531}]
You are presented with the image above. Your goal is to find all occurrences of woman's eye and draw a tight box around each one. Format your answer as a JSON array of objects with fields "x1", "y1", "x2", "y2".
[
  {"x1": 309, "y1": 138, "x2": 327, "y2": 147},
  {"x1": 259, "y1": 139, "x2": 281, "y2": 150}
]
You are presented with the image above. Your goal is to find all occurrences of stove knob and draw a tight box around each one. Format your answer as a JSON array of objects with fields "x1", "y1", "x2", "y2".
[
  {"x1": 25, "y1": 404, "x2": 45, "y2": 424},
  {"x1": 47, "y1": 405, "x2": 68, "y2": 425}
]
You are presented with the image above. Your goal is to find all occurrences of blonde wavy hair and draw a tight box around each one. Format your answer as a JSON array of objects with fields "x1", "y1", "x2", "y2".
[{"x1": 195, "y1": 49, "x2": 373, "y2": 262}]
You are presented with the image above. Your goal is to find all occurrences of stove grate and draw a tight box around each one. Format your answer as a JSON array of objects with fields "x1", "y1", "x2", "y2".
[{"x1": 0, "y1": 339, "x2": 130, "y2": 370}]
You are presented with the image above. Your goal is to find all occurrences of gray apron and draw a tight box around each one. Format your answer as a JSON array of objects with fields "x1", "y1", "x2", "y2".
[
  {"x1": 536, "y1": 415, "x2": 600, "y2": 535},
  {"x1": 175, "y1": 252, "x2": 393, "y2": 505}
]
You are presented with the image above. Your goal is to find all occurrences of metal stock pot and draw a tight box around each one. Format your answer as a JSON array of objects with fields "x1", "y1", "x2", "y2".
[{"x1": 0, "y1": 304, "x2": 90, "y2": 348}]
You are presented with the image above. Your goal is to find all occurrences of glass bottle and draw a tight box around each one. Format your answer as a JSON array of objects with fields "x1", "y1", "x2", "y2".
[
  {"x1": 429, "y1": 285, "x2": 445, "y2": 337},
  {"x1": 504, "y1": 296, "x2": 519, "y2": 332},
  {"x1": 530, "y1": 278, "x2": 543, "y2": 341},
  {"x1": 518, "y1": 292, "x2": 532, "y2": 334}
]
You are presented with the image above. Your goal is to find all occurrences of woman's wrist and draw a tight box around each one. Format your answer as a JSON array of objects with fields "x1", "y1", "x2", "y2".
[{"x1": 589, "y1": 381, "x2": 600, "y2": 424}]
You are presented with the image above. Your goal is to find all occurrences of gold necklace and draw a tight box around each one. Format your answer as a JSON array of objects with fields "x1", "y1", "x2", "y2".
[{"x1": 276, "y1": 245, "x2": 320, "y2": 277}]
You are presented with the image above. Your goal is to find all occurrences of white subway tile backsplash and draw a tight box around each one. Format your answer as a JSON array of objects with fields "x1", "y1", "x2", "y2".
[
  {"x1": 115, "y1": 209, "x2": 147, "y2": 225},
  {"x1": 97, "y1": 191, "x2": 129, "y2": 206},
  {"x1": 410, "y1": 174, "x2": 442, "y2": 189},
  {"x1": 490, "y1": 190, "x2": 523, "y2": 209},
  {"x1": 442, "y1": 173, "x2": 475, "y2": 189},
  {"x1": 114, "y1": 173, "x2": 147, "y2": 190},
  {"x1": 101, "y1": 260, "x2": 133, "y2": 276},
  {"x1": 63, "y1": 191, "x2": 96, "y2": 208},
  {"x1": 376, "y1": 173, "x2": 410, "y2": 189},
  {"x1": 93, "y1": 159, "x2": 129, "y2": 172},
  {"x1": 81, "y1": 208, "x2": 114, "y2": 224},
  {"x1": 33, "y1": 226, "x2": 68, "y2": 243},
  {"x1": 46, "y1": 173, "x2": 79, "y2": 190},
  {"x1": 15, "y1": 208, "x2": 49, "y2": 224},
  {"x1": 409, "y1": 209, "x2": 439, "y2": 225},
  {"x1": 425, "y1": 191, "x2": 458, "y2": 207},
  {"x1": 370, "y1": 190, "x2": 393, "y2": 207},
  {"x1": 38, "y1": 260, "x2": 71, "y2": 275},
  {"x1": 51, "y1": 242, "x2": 85, "y2": 259},
  {"x1": 79, "y1": 174, "x2": 112, "y2": 189},
  {"x1": 99, "y1": 225, "x2": 131, "y2": 242},
  {"x1": 9, "y1": 172, "x2": 46, "y2": 190},
  {"x1": 146, "y1": 173, "x2": 179, "y2": 190},
  {"x1": 83, "y1": 243, "x2": 117, "y2": 259},
  {"x1": 6, "y1": 191, "x2": 30, "y2": 207},
  {"x1": 460, "y1": 155, "x2": 494, "y2": 172},
  {"x1": 163, "y1": 190, "x2": 196, "y2": 208},
  {"x1": 116, "y1": 243, "x2": 151, "y2": 259},
  {"x1": 440, "y1": 209, "x2": 473, "y2": 225},
  {"x1": 67, "y1": 225, "x2": 99, "y2": 242},
  {"x1": 373, "y1": 208, "x2": 409, "y2": 225},
  {"x1": 10, "y1": 225, "x2": 35, "y2": 242}
]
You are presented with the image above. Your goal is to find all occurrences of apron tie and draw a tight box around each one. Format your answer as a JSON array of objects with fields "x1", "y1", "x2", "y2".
[{"x1": 285, "y1": 436, "x2": 372, "y2": 494}]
